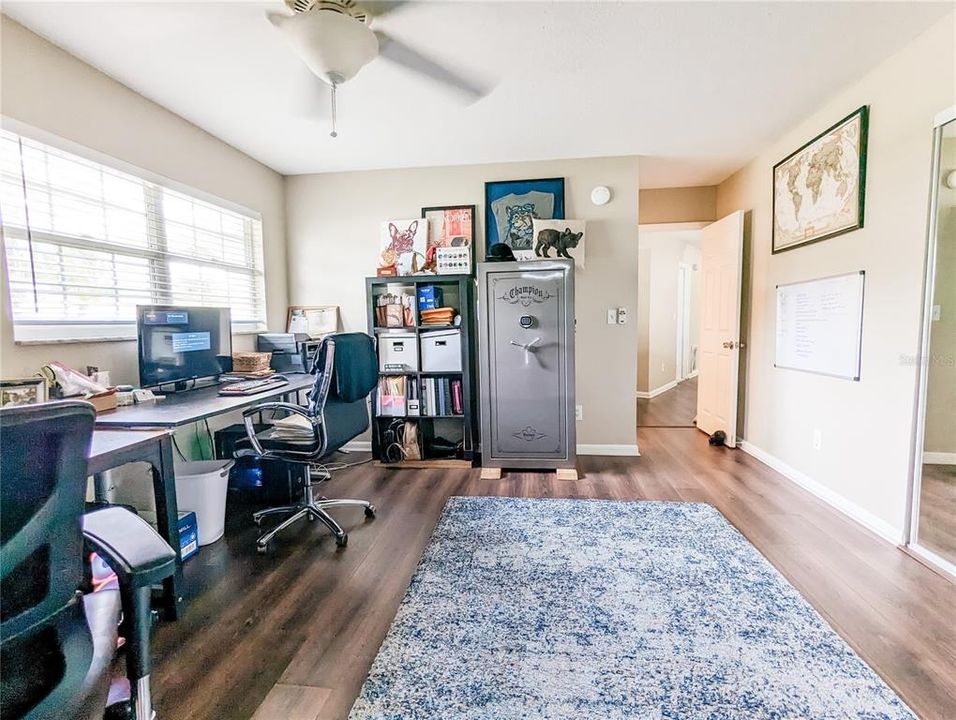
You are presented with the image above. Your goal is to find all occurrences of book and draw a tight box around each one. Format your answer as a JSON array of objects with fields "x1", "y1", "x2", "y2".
[{"x1": 451, "y1": 379, "x2": 463, "y2": 415}]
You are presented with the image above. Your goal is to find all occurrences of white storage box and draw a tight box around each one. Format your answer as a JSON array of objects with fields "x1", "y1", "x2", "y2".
[
  {"x1": 174, "y1": 459, "x2": 233, "y2": 546},
  {"x1": 420, "y1": 329, "x2": 462, "y2": 372},
  {"x1": 379, "y1": 332, "x2": 419, "y2": 372}
]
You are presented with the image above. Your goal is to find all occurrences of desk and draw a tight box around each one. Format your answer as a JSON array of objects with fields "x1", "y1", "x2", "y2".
[
  {"x1": 88, "y1": 429, "x2": 181, "y2": 620},
  {"x1": 93, "y1": 373, "x2": 315, "y2": 428}
]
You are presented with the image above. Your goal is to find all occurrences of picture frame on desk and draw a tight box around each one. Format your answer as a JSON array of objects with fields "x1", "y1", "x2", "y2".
[
  {"x1": 421, "y1": 204, "x2": 477, "y2": 276},
  {"x1": 0, "y1": 377, "x2": 47, "y2": 407}
]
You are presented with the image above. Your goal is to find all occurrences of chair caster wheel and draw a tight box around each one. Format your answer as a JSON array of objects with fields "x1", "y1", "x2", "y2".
[
  {"x1": 307, "y1": 512, "x2": 315, "y2": 522},
  {"x1": 256, "y1": 542, "x2": 270, "y2": 554},
  {"x1": 336, "y1": 534, "x2": 348, "y2": 548},
  {"x1": 364, "y1": 505, "x2": 376, "y2": 519}
]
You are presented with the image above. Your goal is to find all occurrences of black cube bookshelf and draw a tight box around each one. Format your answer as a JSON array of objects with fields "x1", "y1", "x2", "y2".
[{"x1": 365, "y1": 274, "x2": 477, "y2": 468}]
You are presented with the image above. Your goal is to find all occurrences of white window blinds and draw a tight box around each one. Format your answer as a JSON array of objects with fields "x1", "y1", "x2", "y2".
[{"x1": 0, "y1": 129, "x2": 267, "y2": 342}]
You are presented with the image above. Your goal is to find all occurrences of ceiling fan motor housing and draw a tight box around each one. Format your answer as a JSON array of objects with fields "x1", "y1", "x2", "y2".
[{"x1": 271, "y1": 1, "x2": 378, "y2": 85}]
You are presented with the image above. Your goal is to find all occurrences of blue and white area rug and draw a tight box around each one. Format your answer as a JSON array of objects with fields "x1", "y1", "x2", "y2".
[{"x1": 349, "y1": 497, "x2": 915, "y2": 719}]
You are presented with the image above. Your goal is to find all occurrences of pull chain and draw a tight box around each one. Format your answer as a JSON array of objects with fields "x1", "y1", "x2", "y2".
[{"x1": 330, "y1": 81, "x2": 338, "y2": 138}]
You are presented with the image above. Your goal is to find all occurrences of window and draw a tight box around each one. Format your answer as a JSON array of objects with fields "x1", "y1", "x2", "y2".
[{"x1": 0, "y1": 129, "x2": 267, "y2": 342}]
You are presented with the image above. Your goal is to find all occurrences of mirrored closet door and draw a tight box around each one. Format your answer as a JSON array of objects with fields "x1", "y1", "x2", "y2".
[{"x1": 909, "y1": 108, "x2": 956, "y2": 577}]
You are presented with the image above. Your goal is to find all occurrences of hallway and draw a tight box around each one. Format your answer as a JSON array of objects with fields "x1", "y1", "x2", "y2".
[{"x1": 637, "y1": 376, "x2": 698, "y2": 427}]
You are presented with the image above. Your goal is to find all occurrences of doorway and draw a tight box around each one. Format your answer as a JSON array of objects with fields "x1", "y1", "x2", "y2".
[{"x1": 636, "y1": 224, "x2": 703, "y2": 428}]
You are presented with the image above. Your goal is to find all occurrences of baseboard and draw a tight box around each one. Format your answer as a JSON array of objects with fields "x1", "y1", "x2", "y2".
[
  {"x1": 577, "y1": 444, "x2": 641, "y2": 456},
  {"x1": 684, "y1": 370, "x2": 698, "y2": 380},
  {"x1": 342, "y1": 440, "x2": 372, "y2": 452},
  {"x1": 923, "y1": 451, "x2": 956, "y2": 465},
  {"x1": 345, "y1": 440, "x2": 641, "y2": 457},
  {"x1": 738, "y1": 441, "x2": 903, "y2": 545},
  {"x1": 635, "y1": 380, "x2": 678, "y2": 400}
]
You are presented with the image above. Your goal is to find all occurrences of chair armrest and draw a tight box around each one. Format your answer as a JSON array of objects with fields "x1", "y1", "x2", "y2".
[
  {"x1": 83, "y1": 507, "x2": 177, "y2": 589},
  {"x1": 240, "y1": 402, "x2": 320, "y2": 458},
  {"x1": 241, "y1": 402, "x2": 316, "y2": 420}
]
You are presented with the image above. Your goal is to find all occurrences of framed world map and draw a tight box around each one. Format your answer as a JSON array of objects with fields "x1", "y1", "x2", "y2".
[{"x1": 772, "y1": 106, "x2": 869, "y2": 254}]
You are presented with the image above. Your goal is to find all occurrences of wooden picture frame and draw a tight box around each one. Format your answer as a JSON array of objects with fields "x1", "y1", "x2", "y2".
[
  {"x1": 421, "y1": 204, "x2": 477, "y2": 275},
  {"x1": 772, "y1": 106, "x2": 869, "y2": 254},
  {"x1": 286, "y1": 305, "x2": 339, "y2": 338},
  {"x1": 484, "y1": 177, "x2": 566, "y2": 258},
  {"x1": 0, "y1": 377, "x2": 48, "y2": 407}
]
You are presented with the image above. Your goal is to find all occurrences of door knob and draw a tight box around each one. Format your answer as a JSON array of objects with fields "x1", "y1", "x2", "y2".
[{"x1": 722, "y1": 340, "x2": 737, "y2": 349}]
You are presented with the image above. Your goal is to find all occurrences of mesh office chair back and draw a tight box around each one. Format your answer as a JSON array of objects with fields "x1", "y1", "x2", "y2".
[{"x1": 0, "y1": 401, "x2": 99, "y2": 717}]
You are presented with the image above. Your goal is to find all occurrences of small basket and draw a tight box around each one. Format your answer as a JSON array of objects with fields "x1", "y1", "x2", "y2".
[{"x1": 232, "y1": 352, "x2": 272, "y2": 373}]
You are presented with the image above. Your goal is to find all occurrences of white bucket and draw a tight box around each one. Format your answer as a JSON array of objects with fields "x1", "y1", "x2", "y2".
[{"x1": 174, "y1": 460, "x2": 234, "y2": 546}]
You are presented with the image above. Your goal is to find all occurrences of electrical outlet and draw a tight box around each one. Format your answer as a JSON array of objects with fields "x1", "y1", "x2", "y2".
[
  {"x1": 606, "y1": 309, "x2": 617, "y2": 325},
  {"x1": 812, "y1": 428, "x2": 822, "y2": 450},
  {"x1": 931, "y1": 304, "x2": 941, "y2": 321},
  {"x1": 616, "y1": 307, "x2": 628, "y2": 325},
  {"x1": 575, "y1": 405, "x2": 583, "y2": 422}
]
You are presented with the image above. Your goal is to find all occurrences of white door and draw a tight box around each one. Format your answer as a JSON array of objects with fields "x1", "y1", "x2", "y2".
[{"x1": 696, "y1": 211, "x2": 744, "y2": 447}]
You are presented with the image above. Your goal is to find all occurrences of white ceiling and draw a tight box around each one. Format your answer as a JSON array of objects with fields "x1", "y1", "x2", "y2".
[{"x1": 3, "y1": 1, "x2": 951, "y2": 186}]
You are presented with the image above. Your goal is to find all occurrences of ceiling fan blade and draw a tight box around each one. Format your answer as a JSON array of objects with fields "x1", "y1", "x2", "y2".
[{"x1": 375, "y1": 31, "x2": 491, "y2": 101}]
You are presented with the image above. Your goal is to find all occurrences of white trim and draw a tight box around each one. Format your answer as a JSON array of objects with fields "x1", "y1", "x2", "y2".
[
  {"x1": 639, "y1": 221, "x2": 711, "y2": 232},
  {"x1": 684, "y1": 369, "x2": 699, "y2": 380},
  {"x1": 344, "y1": 440, "x2": 642, "y2": 457},
  {"x1": 577, "y1": 444, "x2": 641, "y2": 456},
  {"x1": 934, "y1": 105, "x2": 956, "y2": 128},
  {"x1": 635, "y1": 379, "x2": 678, "y2": 399},
  {"x1": 342, "y1": 440, "x2": 372, "y2": 452},
  {"x1": 738, "y1": 441, "x2": 903, "y2": 545},
  {"x1": 923, "y1": 451, "x2": 956, "y2": 465},
  {"x1": 907, "y1": 543, "x2": 956, "y2": 581}
]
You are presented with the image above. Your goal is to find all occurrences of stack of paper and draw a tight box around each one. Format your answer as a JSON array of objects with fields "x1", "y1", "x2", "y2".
[{"x1": 271, "y1": 413, "x2": 315, "y2": 441}]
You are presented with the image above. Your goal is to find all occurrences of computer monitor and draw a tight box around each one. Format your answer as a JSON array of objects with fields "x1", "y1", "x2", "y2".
[{"x1": 137, "y1": 305, "x2": 232, "y2": 389}]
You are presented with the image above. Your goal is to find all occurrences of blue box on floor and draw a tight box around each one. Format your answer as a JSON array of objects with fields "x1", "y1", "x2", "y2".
[
  {"x1": 417, "y1": 285, "x2": 444, "y2": 310},
  {"x1": 177, "y1": 511, "x2": 199, "y2": 561},
  {"x1": 143, "y1": 510, "x2": 198, "y2": 561}
]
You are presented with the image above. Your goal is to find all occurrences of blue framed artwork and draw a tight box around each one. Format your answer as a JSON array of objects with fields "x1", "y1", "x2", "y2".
[{"x1": 484, "y1": 177, "x2": 565, "y2": 258}]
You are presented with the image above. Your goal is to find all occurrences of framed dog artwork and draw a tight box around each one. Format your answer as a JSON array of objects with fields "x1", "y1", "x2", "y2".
[{"x1": 378, "y1": 218, "x2": 429, "y2": 276}]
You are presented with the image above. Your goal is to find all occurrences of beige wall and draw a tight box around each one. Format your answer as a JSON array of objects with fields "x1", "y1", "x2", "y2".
[
  {"x1": 0, "y1": 17, "x2": 288, "y2": 386},
  {"x1": 716, "y1": 13, "x2": 955, "y2": 537},
  {"x1": 639, "y1": 186, "x2": 717, "y2": 225},
  {"x1": 923, "y1": 135, "x2": 956, "y2": 455},
  {"x1": 286, "y1": 156, "x2": 640, "y2": 450}
]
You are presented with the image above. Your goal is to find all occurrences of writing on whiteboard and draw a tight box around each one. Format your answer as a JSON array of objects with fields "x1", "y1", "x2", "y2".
[{"x1": 775, "y1": 272, "x2": 864, "y2": 380}]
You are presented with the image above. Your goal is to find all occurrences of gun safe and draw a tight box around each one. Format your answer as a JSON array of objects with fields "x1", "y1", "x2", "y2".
[{"x1": 477, "y1": 260, "x2": 577, "y2": 478}]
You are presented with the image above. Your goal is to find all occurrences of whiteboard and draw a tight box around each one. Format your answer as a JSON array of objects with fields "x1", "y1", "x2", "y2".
[{"x1": 775, "y1": 271, "x2": 865, "y2": 380}]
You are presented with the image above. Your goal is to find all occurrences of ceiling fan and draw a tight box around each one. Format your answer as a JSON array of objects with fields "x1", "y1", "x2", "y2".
[{"x1": 268, "y1": 0, "x2": 489, "y2": 137}]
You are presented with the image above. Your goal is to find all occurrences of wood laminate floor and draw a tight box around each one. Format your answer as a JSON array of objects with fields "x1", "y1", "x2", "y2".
[
  {"x1": 637, "y1": 376, "x2": 698, "y2": 427},
  {"x1": 151, "y1": 428, "x2": 956, "y2": 720},
  {"x1": 917, "y1": 463, "x2": 956, "y2": 565}
]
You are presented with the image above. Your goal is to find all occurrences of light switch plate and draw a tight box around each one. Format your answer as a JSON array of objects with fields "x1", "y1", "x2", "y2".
[{"x1": 607, "y1": 309, "x2": 617, "y2": 325}]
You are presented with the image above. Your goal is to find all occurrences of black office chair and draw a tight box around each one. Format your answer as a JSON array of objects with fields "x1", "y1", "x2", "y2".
[
  {"x1": 0, "y1": 401, "x2": 176, "y2": 720},
  {"x1": 239, "y1": 332, "x2": 378, "y2": 552}
]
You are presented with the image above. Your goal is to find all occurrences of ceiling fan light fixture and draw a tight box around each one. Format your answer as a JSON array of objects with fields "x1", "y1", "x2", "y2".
[{"x1": 268, "y1": 8, "x2": 378, "y2": 85}]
